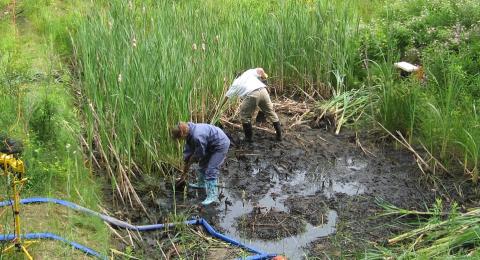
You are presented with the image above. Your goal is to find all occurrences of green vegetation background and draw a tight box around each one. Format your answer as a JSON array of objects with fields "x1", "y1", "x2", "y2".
[{"x1": 1, "y1": 0, "x2": 479, "y2": 258}]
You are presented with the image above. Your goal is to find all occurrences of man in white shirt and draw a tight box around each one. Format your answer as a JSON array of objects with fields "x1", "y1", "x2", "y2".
[{"x1": 223, "y1": 68, "x2": 282, "y2": 142}]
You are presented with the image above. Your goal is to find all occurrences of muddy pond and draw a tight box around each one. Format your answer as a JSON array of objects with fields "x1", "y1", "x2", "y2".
[{"x1": 108, "y1": 116, "x2": 476, "y2": 259}]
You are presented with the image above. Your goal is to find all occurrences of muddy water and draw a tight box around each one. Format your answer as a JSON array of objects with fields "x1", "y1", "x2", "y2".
[
  {"x1": 211, "y1": 139, "x2": 371, "y2": 259},
  {"x1": 216, "y1": 174, "x2": 338, "y2": 259},
  {"x1": 116, "y1": 123, "x2": 466, "y2": 259}
]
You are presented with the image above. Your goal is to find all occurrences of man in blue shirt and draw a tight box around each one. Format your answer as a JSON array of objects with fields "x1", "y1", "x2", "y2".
[{"x1": 171, "y1": 122, "x2": 230, "y2": 205}]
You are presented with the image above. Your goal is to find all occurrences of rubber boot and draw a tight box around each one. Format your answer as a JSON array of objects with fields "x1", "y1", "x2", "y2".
[
  {"x1": 242, "y1": 122, "x2": 253, "y2": 143},
  {"x1": 201, "y1": 179, "x2": 218, "y2": 206},
  {"x1": 189, "y1": 170, "x2": 205, "y2": 189},
  {"x1": 273, "y1": 121, "x2": 282, "y2": 141}
]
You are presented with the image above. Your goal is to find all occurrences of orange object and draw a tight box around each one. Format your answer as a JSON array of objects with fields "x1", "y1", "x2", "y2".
[
  {"x1": 272, "y1": 256, "x2": 287, "y2": 260},
  {"x1": 415, "y1": 66, "x2": 425, "y2": 81}
]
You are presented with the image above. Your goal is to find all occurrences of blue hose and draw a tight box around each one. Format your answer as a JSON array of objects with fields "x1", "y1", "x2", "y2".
[
  {"x1": 199, "y1": 218, "x2": 263, "y2": 254},
  {"x1": 241, "y1": 253, "x2": 278, "y2": 260},
  {"x1": 0, "y1": 233, "x2": 106, "y2": 259},
  {"x1": 0, "y1": 197, "x2": 199, "y2": 231},
  {"x1": 0, "y1": 197, "x2": 277, "y2": 260},
  {"x1": 199, "y1": 218, "x2": 275, "y2": 260}
]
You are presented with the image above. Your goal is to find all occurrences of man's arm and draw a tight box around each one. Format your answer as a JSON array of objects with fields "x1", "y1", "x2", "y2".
[
  {"x1": 192, "y1": 138, "x2": 207, "y2": 160},
  {"x1": 182, "y1": 143, "x2": 193, "y2": 176},
  {"x1": 183, "y1": 156, "x2": 192, "y2": 175},
  {"x1": 183, "y1": 143, "x2": 193, "y2": 162}
]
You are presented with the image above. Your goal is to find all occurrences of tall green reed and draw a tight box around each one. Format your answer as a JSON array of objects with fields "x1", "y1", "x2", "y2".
[
  {"x1": 74, "y1": 0, "x2": 362, "y2": 200},
  {"x1": 419, "y1": 52, "x2": 466, "y2": 168},
  {"x1": 455, "y1": 105, "x2": 479, "y2": 183}
]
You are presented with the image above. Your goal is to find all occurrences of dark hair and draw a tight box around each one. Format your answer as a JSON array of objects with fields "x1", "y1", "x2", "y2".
[{"x1": 170, "y1": 128, "x2": 181, "y2": 139}]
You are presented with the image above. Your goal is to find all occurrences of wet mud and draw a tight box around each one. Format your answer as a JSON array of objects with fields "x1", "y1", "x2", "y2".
[
  {"x1": 236, "y1": 209, "x2": 306, "y2": 240},
  {"x1": 109, "y1": 115, "x2": 478, "y2": 259}
]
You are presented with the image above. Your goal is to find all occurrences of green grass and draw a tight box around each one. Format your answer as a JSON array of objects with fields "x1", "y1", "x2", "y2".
[{"x1": 0, "y1": 0, "x2": 110, "y2": 258}]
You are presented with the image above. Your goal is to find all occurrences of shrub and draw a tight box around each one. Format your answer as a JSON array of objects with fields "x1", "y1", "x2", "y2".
[{"x1": 29, "y1": 96, "x2": 57, "y2": 145}]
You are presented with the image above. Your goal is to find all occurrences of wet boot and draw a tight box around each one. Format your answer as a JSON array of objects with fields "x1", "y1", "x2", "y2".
[
  {"x1": 242, "y1": 122, "x2": 253, "y2": 143},
  {"x1": 189, "y1": 170, "x2": 205, "y2": 189},
  {"x1": 273, "y1": 121, "x2": 282, "y2": 141},
  {"x1": 202, "y1": 179, "x2": 218, "y2": 206}
]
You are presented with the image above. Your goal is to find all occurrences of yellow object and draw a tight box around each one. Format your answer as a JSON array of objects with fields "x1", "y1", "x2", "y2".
[
  {"x1": 0, "y1": 152, "x2": 33, "y2": 260},
  {"x1": 0, "y1": 153, "x2": 25, "y2": 174}
]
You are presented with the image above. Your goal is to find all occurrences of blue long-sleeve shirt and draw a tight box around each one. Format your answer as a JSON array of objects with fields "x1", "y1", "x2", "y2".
[{"x1": 183, "y1": 123, "x2": 230, "y2": 161}]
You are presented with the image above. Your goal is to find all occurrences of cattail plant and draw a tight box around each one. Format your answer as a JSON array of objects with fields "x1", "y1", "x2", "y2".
[{"x1": 73, "y1": 0, "x2": 362, "y2": 202}]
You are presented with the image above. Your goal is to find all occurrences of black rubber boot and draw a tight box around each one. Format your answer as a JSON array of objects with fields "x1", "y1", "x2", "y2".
[
  {"x1": 242, "y1": 122, "x2": 253, "y2": 142},
  {"x1": 273, "y1": 122, "x2": 282, "y2": 141}
]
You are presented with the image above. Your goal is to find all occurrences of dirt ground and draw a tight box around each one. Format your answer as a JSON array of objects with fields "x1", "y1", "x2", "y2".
[{"x1": 107, "y1": 111, "x2": 479, "y2": 259}]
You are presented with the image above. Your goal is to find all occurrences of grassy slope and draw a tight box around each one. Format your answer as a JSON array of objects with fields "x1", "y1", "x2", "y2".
[{"x1": 0, "y1": 0, "x2": 109, "y2": 258}]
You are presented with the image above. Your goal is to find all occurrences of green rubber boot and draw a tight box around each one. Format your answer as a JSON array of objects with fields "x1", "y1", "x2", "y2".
[
  {"x1": 189, "y1": 170, "x2": 205, "y2": 189},
  {"x1": 201, "y1": 179, "x2": 218, "y2": 206}
]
